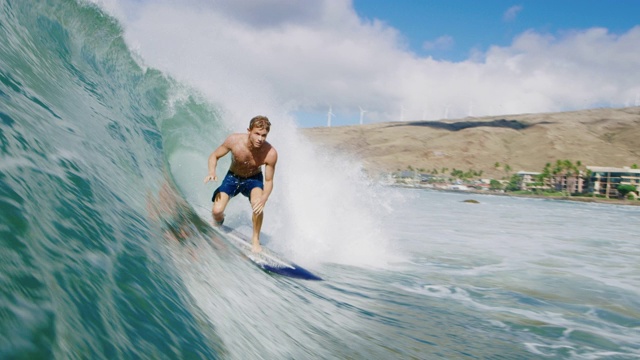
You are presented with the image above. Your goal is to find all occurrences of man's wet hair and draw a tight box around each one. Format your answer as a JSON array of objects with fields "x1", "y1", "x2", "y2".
[{"x1": 249, "y1": 115, "x2": 271, "y2": 131}]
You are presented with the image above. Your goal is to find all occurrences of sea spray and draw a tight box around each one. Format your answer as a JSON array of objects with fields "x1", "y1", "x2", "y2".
[
  {"x1": 101, "y1": 0, "x2": 402, "y2": 268},
  {"x1": 156, "y1": 88, "x2": 401, "y2": 267}
]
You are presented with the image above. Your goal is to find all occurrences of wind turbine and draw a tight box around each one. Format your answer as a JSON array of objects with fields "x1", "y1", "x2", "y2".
[
  {"x1": 444, "y1": 104, "x2": 450, "y2": 119},
  {"x1": 359, "y1": 106, "x2": 367, "y2": 125},
  {"x1": 327, "y1": 106, "x2": 335, "y2": 127},
  {"x1": 400, "y1": 105, "x2": 405, "y2": 122}
]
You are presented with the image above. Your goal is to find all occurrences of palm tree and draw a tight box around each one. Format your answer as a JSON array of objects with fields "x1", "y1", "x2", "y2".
[
  {"x1": 552, "y1": 160, "x2": 564, "y2": 191},
  {"x1": 504, "y1": 164, "x2": 512, "y2": 177},
  {"x1": 564, "y1": 160, "x2": 576, "y2": 194},
  {"x1": 537, "y1": 163, "x2": 552, "y2": 189}
]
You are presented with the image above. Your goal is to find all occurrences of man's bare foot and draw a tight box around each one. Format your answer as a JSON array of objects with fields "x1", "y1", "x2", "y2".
[
  {"x1": 251, "y1": 243, "x2": 262, "y2": 253},
  {"x1": 212, "y1": 215, "x2": 224, "y2": 227}
]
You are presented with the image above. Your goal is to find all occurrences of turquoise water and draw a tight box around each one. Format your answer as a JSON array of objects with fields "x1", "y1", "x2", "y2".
[{"x1": 2, "y1": 1, "x2": 640, "y2": 359}]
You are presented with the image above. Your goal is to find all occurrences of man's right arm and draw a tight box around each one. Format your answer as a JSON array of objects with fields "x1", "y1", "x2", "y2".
[{"x1": 204, "y1": 138, "x2": 232, "y2": 183}]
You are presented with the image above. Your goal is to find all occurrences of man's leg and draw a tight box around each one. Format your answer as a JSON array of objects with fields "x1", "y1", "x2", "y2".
[
  {"x1": 212, "y1": 191, "x2": 230, "y2": 225},
  {"x1": 249, "y1": 187, "x2": 264, "y2": 252}
]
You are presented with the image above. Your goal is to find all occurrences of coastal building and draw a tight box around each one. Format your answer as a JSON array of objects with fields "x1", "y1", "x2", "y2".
[
  {"x1": 392, "y1": 170, "x2": 435, "y2": 186},
  {"x1": 587, "y1": 166, "x2": 640, "y2": 198},
  {"x1": 515, "y1": 171, "x2": 585, "y2": 194},
  {"x1": 514, "y1": 170, "x2": 584, "y2": 193},
  {"x1": 551, "y1": 172, "x2": 584, "y2": 194},
  {"x1": 515, "y1": 171, "x2": 541, "y2": 190}
]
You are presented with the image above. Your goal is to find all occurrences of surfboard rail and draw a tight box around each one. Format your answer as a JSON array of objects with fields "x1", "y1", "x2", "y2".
[{"x1": 216, "y1": 225, "x2": 322, "y2": 281}]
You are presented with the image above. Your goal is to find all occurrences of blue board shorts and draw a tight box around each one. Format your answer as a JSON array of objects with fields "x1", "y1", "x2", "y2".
[{"x1": 212, "y1": 171, "x2": 264, "y2": 202}]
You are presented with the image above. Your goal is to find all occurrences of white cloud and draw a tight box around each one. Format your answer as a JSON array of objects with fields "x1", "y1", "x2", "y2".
[
  {"x1": 422, "y1": 35, "x2": 454, "y2": 51},
  {"x1": 503, "y1": 5, "x2": 523, "y2": 22},
  {"x1": 98, "y1": 0, "x2": 640, "y2": 125}
]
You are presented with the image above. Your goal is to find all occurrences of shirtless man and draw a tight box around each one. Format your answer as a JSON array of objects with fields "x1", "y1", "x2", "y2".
[{"x1": 203, "y1": 116, "x2": 277, "y2": 252}]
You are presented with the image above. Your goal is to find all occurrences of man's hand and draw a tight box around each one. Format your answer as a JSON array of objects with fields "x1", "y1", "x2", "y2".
[
  {"x1": 251, "y1": 196, "x2": 267, "y2": 215},
  {"x1": 203, "y1": 173, "x2": 217, "y2": 184}
]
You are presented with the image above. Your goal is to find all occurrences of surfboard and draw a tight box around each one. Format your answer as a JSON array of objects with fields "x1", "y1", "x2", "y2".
[{"x1": 216, "y1": 225, "x2": 322, "y2": 281}]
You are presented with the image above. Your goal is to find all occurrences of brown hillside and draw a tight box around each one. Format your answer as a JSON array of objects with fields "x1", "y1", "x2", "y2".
[{"x1": 300, "y1": 107, "x2": 640, "y2": 178}]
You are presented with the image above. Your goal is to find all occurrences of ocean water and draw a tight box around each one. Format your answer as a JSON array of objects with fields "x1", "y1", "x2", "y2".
[{"x1": 2, "y1": 1, "x2": 640, "y2": 359}]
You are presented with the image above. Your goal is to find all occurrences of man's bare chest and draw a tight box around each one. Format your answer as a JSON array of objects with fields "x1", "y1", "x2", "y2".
[{"x1": 231, "y1": 146, "x2": 267, "y2": 168}]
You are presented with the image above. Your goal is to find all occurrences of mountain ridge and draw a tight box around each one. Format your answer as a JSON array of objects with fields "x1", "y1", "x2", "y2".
[{"x1": 300, "y1": 107, "x2": 640, "y2": 178}]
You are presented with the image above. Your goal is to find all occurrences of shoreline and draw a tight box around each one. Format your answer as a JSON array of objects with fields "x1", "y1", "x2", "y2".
[{"x1": 393, "y1": 185, "x2": 640, "y2": 207}]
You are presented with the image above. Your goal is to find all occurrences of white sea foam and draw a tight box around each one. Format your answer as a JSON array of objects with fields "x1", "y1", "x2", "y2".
[{"x1": 96, "y1": 2, "x2": 403, "y2": 268}]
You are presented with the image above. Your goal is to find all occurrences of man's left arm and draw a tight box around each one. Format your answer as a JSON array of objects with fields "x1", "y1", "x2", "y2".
[{"x1": 252, "y1": 149, "x2": 277, "y2": 214}]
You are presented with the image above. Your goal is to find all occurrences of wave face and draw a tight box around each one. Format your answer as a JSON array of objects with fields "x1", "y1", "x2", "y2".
[
  {"x1": 0, "y1": 1, "x2": 227, "y2": 358},
  {"x1": 0, "y1": 1, "x2": 393, "y2": 358}
]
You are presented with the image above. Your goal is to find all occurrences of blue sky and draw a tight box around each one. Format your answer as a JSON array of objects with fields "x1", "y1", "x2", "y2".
[
  {"x1": 353, "y1": 0, "x2": 640, "y2": 62},
  {"x1": 105, "y1": 0, "x2": 640, "y2": 127}
]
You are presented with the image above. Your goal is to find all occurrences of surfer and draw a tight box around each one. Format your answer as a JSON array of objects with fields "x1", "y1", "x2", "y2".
[{"x1": 203, "y1": 115, "x2": 278, "y2": 252}]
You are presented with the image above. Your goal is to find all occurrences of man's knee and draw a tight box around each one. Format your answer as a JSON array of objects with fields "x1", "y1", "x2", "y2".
[
  {"x1": 212, "y1": 204, "x2": 224, "y2": 217},
  {"x1": 212, "y1": 193, "x2": 229, "y2": 216},
  {"x1": 249, "y1": 187, "x2": 263, "y2": 204}
]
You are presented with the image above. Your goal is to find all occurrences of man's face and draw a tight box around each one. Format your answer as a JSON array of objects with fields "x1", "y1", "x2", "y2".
[{"x1": 248, "y1": 127, "x2": 269, "y2": 148}]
